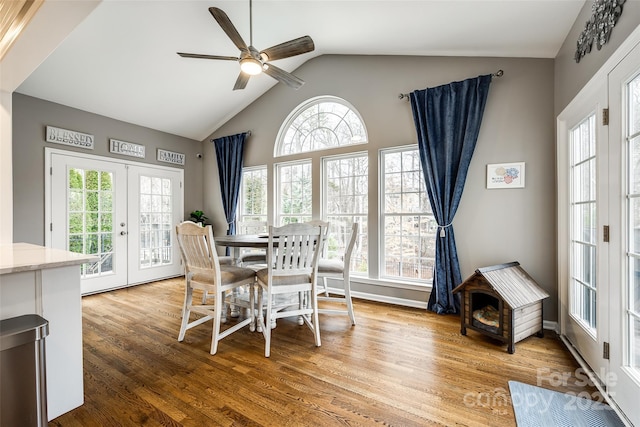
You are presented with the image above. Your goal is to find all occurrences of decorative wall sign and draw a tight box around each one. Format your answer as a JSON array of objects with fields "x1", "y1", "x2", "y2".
[
  {"x1": 46, "y1": 126, "x2": 94, "y2": 149},
  {"x1": 109, "y1": 139, "x2": 145, "y2": 158},
  {"x1": 486, "y1": 162, "x2": 525, "y2": 189},
  {"x1": 575, "y1": 0, "x2": 625, "y2": 63},
  {"x1": 157, "y1": 149, "x2": 185, "y2": 165}
]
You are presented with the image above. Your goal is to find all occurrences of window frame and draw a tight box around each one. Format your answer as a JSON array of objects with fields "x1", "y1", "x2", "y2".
[
  {"x1": 238, "y1": 165, "x2": 268, "y2": 224},
  {"x1": 321, "y1": 151, "x2": 369, "y2": 275},
  {"x1": 274, "y1": 159, "x2": 313, "y2": 225},
  {"x1": 274, "y1": 95, "x2": 368, "y2": 158},
  {"x1": 379, "y1": 145, "x2": 436, "y2": 285}
]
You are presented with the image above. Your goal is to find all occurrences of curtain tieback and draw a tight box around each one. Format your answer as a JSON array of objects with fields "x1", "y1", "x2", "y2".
[{"x1": 439, "y1": 223, "x2": 453, "y2": 238}]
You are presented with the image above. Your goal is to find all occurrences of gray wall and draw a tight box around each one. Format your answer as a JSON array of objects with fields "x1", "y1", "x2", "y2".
[
  {"x1": 12, "y1": 93, "x2": 204, "y2": 245},
  {"x1": 204, "y1": 55, "x2": 558, "y2": 317},
  {"x1": 555, "y1": 1, "x2": 640, "y2": 115}
]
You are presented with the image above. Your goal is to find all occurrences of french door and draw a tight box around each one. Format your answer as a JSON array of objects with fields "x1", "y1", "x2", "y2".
[
  {"x1": 557, "y1": 79, "x2": 610, "y2": 385},
  {"x1": 46, "y1": 149, "x2": 183, "y2": 294},
  {"x1": 559, "y1": 38, "x2": 640, "y2": 425},
  {"x1": 608, "y1": 39, "x2": 640, "y2": 426}
]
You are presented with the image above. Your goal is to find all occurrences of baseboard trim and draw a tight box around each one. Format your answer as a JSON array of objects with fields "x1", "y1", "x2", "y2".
[
  {"x1": 325, "y1": 286, "x2": 429, "y2": 309},
  {"x1": 543, "y1": 320, "x2": 559, "y2": 333}
]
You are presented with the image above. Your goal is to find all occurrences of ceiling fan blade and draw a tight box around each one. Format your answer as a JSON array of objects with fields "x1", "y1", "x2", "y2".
[
  {"x1": 233, "y1": 72, "x2": 250, "y2": 90},
  {"x1": 263, "y1": 63, "x2": 304, "y2": 90},
  {"x1": 260, "y1": 36, "x2": 315, "y2": 61},
  {"x1": 177, "y1": 52, "x2": 238, "y2": 61},
  {"x1": 209, "y1": 7, "x2": 249, "y2": 53}
]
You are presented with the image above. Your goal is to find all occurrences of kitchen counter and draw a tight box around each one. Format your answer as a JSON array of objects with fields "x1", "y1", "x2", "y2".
[
  {"x1": 0, "y1": 242, "x2": 95, "y2": 275},
  {"x1": 0, "y1": 242, "x2": 96, "y2": 421}
]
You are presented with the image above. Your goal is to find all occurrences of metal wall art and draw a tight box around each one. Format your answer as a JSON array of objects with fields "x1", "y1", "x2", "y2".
[{"x1": 575, "y1": 0, "x2": 625, "y2": 63}]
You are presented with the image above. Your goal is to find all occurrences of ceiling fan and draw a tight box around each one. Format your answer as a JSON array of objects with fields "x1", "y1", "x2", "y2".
[{"x1": 177, "y1": 1, "x2": 315, "y2": 90}]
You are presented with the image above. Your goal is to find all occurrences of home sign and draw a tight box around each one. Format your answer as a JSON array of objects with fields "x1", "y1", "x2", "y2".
[{"x1": 110, "y1": 139, "x2": 145, "y2": 158}]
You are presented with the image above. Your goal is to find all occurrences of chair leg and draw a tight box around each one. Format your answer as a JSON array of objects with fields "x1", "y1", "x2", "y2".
[
  {"x1": 322, "y1": 277, "x2": 329, "y2": 297},
  {"x1": 249, "y1": 283, "x2": 256, "y2": 332},
  {"x1": 256, "y1": 286, "x2": 264, "y2": 333},
  {"x1": 264, "y1": 289, "x2": 272, "y2": 358},
  {"x1": 210, "y1": 292, "x2": 222, "y2": 355},
  {"x1": 297, "y1": 291, "x2": 304, "y2": 325},
  {"x1": 344, "y1": 272, "x2": 356, "y2": 326},
  {"x1": 178, "y1": 284, "x2": 193, "y2": 341},
  {"x1": 310, "y1": 289, "x2": 321, "y2": 347}
]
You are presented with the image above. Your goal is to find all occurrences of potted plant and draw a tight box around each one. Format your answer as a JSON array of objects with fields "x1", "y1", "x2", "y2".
[{"x1": 189, "y1": 210, "x2": 208, "y2": 227}]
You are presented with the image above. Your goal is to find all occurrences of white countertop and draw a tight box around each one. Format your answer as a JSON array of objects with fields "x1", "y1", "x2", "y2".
[{"x1": 0, "y1": 243, "x2": 98, "y2": 275}]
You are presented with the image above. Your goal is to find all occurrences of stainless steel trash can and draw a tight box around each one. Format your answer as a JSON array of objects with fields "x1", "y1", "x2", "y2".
[{"x1": 0, "y1": 314, "x2": 49, "y2": 427}]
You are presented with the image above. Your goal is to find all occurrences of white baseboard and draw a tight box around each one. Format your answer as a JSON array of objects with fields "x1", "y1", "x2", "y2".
[
  {"x1": 324, "y1": 286, "x2": 428, "y2": 309},
  {"x1": 543, "y1": 320, "x2": 559, "y2": 333}
]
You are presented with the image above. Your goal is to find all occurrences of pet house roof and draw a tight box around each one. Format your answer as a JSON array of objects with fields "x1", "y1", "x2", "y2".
[{"x1": 452, "y1": 261, "x2": 549, "y2": 309}]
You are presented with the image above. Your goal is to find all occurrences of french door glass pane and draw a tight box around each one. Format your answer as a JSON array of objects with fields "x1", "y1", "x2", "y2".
[
  {"x1": 632, "y1": 316, "x2": 640, "y2": 368},
  {"x1": 628, "y1": 74, "x2": 640, "y2": 374},
  {"x1": 67, "y1": 168, "x2": 115, "y2": 277},
  {"x1": 139, "y1": 175, "x2": 173, "y2": 269},
  {"x1": 570, "y1": 114, "x2": 597, "y2": 333}
]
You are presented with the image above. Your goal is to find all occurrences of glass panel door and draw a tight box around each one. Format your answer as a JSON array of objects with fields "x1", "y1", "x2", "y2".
[
  {"x1": 127, "y1": 165, "x2": 182, "y2": 285},
  {"x1": 50, "y1": 152, "x2": 128, "y2": 294},
  {"x1": 609, "y1": 40, "x2": 640, "y2": 425},
  {"x1": 49, "y1": 149, "x2": 184, "y2": 293},
  {"x1": 557, "y1": 79, "x2": 609, "y2": 386}
]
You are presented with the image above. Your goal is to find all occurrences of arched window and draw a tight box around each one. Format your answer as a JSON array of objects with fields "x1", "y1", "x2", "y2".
[{"x1": 275, "y1": 96, "x2": 367, "y2": 157}]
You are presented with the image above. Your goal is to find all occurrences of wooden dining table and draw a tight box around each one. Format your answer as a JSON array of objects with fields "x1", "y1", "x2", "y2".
[{"x1": 214, "y1": 234, "x2": 269, "y2": 260}]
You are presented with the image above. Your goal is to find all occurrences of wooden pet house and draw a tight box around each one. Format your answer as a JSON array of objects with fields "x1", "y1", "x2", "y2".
[{"x1": 452, "y1": 261, "x2": 549, "y2": 353}]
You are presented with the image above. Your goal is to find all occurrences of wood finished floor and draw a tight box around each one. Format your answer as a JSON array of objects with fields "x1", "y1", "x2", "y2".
[{"x1": 50, "y1": 277, "x2": 597, "y2": 426}]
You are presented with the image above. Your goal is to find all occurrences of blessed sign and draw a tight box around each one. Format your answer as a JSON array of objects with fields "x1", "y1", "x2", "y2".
[
  {"x1": 46, "y1": 126, "x2": 94, "y2": 149},
  {"x1": 157, "y1": 149, "x2": 185, "y2": 165},
  {"x1": 110, "y1": 139, "x2": 145, "y2": 158}
]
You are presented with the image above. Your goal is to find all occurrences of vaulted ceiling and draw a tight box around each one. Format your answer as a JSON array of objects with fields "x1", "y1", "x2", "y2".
[{"x1": 15, "y1": 1, "x2": 586, "y2": 141}]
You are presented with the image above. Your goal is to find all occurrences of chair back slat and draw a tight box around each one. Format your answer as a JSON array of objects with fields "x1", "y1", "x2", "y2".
[
  {"x1": 267, "y1": 223, "x2": 326, "y2": 278},
  {"x1": 175, "y1": 221, "x2": 221, "y2": 280}
]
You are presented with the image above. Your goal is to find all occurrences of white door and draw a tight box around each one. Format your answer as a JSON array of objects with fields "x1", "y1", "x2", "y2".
[
  {"x1": 557, "y1": 80, "x2": 610, "y2": 384},
  {"x1": 126, "y1": 164, "x2": 182, "y2": 285},
  {"x1": 48, "y1": 149, "x2": 183, "y2": 294},
  {"x1": 50, "y1": 152, "x2": 128, "y2": 294},
  {"x1": 608, "y1": 39, "x2": 640, "y2": 426}
]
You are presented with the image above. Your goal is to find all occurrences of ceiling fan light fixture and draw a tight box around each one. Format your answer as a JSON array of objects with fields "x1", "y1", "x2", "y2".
[{"x1": 240, "y1": 57, "x2": 262, "y2": 75}]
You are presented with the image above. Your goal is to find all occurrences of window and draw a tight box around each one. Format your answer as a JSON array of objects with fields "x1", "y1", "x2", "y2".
[
  {"x1": 380, "y1": 146, "x2": 436, "y2": 282},
  {"x1": 323, "y1": 153, "x2": 368, "y2": 273},
  {"x1": 239, "y1": 166, "x2": 267, "y2": 223},
  {"x1": 276, "y1": 96, "x2": 367, "y2": 156},
  {"x1": 276, "y1": 161, "x2": 312, "y2": 225}
]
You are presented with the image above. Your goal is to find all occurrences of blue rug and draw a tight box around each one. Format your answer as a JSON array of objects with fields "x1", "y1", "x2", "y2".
[{"x1": 508, "y1": 381, "x2": 625, "y2": 427}]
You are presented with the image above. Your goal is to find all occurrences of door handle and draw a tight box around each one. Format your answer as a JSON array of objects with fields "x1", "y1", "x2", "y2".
[{"x1": 120, "y1": 231, "x2": 128, "y2": 236}]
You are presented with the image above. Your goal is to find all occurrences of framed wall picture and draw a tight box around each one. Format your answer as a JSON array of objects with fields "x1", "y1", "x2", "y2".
[{"x1": 486, "y1": 162, "x2": 525, "y2": 189}]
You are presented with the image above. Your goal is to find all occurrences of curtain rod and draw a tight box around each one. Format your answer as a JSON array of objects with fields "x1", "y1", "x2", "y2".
[
  {"x1": 398, "y1": 69, "x2": 504, "y2": 101},
  {"x1": 210, "y1": 130, "x2": 251, "y2": 142}
]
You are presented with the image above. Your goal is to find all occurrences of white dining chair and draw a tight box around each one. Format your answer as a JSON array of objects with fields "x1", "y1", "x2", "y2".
[
  {"x1": 236, "y1": 220, "x2": 268, "y2": 267},
  {"x1": 175, "y1": 221, "x2": 256, "y2": 355},
  {"x1": 255, "y1": 222, "x2": 327, "y2": 357},
  {"x1": 316, "y1": 222, "x2": 358, "y2": 325}
]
